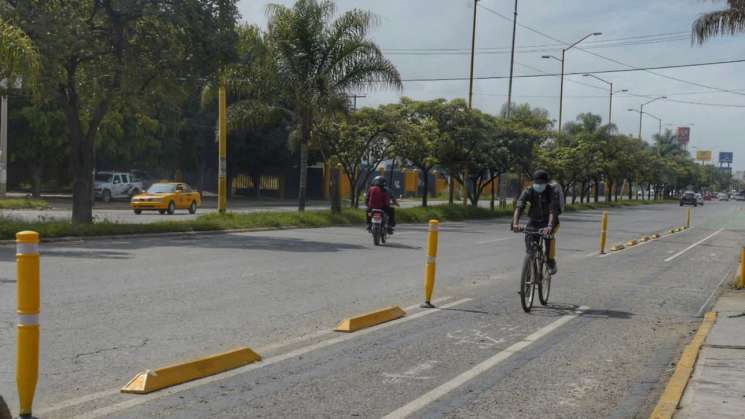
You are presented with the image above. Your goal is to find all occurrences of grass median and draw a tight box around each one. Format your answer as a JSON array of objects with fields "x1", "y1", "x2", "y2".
[
  {"x1": 0, "y1": 198, "x2": 49, "y2": 210},
  {"x1": 0, "y1": 199, "x2": 672, "y2": 240}
]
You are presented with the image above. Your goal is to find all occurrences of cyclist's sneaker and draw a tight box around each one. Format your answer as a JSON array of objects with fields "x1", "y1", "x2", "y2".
[{"x1": 547, "y1": 260, "x2": 557, "y2": 275}]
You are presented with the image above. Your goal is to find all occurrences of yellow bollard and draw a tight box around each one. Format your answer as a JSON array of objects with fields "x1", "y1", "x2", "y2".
[
  {"x1": 16, "y1": 231, "x2": 40, "y2": 418},
  {"x1": 739, "y1": 248, "x2": 745, "y2": 289},
  {"x1": 687, "y1": 208, "x2": 692, "y2": 229},
  {"x1": 421, "y1": 220, "x2": 440, "y2": 308},
  {"x1": 599, "y1": 211, "x2": 609, "y2": 254}
]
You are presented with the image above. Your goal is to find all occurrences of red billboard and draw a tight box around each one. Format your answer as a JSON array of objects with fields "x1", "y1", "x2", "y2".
[{"x1": 677, "y1": 127, "x2": 690, "y2": 145}]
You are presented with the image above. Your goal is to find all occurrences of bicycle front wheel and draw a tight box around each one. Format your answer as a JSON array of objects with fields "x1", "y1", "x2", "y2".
[
  {"x1": 520, "y1": 254, "x2": 536, "y2": 312},
  {"x1": 538, "y1": 262, "x2": 551, "y2": 306}
]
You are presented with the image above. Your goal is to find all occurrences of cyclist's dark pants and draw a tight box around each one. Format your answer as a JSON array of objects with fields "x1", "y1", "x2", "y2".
[
  {"x1": 525, "y1": 220, "x2": 559, "y2": 261},
  {"x1": 367, "y1": 207, "x2": 396, "y2": 227}
]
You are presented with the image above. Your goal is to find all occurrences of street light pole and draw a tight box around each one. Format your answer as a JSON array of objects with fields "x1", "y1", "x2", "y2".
[
  {"x1": 582, "y1": 73, "x2": 627, "y2": 126},
  {"x1": 542, "y1": 32, "x2": 601, "y2": 132},
  {"x1": 629, "y1": 109, "x2": 662, "y2": 139},
  {"x1": 506, "y1": 0, "x2": 518, "y2": 119},
  {"x1": 637, "y1": 96, "x2": 666, "y2": 140}
]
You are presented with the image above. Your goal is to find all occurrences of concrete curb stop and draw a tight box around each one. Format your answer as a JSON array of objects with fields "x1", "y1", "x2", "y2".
[
  {"x1": 649, "y1": 312, "x2": 717, "y2": 419},
  {"x1": 121, "y1": 346, "x2": 261, "y2": 394},
  {"x1": 335, "y1": 306, "x2": 406, "y2": 332}
]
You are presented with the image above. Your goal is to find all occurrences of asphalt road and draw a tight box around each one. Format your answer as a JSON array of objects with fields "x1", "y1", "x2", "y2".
[{"x1": 0, "y1": 201, "x2": 741, "y2": 418}]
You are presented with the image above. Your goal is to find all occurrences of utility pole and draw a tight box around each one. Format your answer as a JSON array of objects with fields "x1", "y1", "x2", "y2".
[
  {"x1": 0, "y1": 94, "x2": 7, "y2": 197},
  {"x1": 542, "y1": 32, "x2": 601, "y2": 132},
  {"x1": 464, "y1": 0, "x2": 479, "y2": 208},
  {"x1": 506, "y1": 0, "x2": 518, "y2": 119},
  {"x1": 218, "y1": 79, "x2": 227, "y2": 214},
  {"x1": 349, "y1": 94, "x2": 367, "y2": 111}
]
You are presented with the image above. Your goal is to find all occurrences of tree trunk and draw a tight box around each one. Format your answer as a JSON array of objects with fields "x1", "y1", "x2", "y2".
[
  {"x1": 252, "y1": 174, "x2": 261, "y2": 199},
  {"x1": 421, "y1": 168, "x2": 429, "y2": 207},
  {"x1": 297, "y1": 142, "x2": 308, "y2": 212},
  {"x1": 593, "y1": 180, "x2": 599, "y2": 203},
  {"x1": 448, "y1": 176, "x2": 454, "y2": 205},
  {"x1": 349, "y1": 174, "x2": 357, "y2": 209},
  {"x1": 69, "y1": 126, "x2": 95, "y2": 224},
  {"x1": 490, "y1": 174, "x2": 495, "y2": 211},
  {"x1": 628, "y1": 181, "x2": 633, "y2": 200},
  {"x1": 331, "y1": 167, "x2": 341, "y2": 214},
  {"x1": 31, "y1": 166, "x2": 43, "y2": 198}
]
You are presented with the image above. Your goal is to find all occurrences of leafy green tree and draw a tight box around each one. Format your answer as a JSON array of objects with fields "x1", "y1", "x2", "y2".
[
  {"x1": 264, "y1": 0, "x2": 401, "y2": 211},
  {"x1": 8, "y1": 95, "x2": 67, "y2": 196},
  {"x1": 7, "y1": 0, "x2": 239, "y2": 223},
  {"x1": 314, "y1": 107, "x2": 396, "y2": 208},
  {"x1": 0, "y1": 17, "x2": 39, "y2": 86}
]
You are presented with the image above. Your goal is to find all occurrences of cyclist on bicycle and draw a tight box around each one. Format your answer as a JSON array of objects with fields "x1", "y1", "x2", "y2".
[{"x1": 511, "y1": 169, "x2": 560, "y2": 275}]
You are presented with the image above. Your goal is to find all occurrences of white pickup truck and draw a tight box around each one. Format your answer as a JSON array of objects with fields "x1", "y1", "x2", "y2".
[{"x1": 94, "y1": 171, "x2": 144, "y2": 202}]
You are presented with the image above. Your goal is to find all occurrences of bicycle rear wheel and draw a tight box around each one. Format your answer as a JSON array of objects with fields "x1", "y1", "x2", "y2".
[
  {"x1": 538, "y1": 262, "x2": 551, "y2": 305},
  {"x1": 520, "y1": 254, "x2": 536, "y2": 312}
]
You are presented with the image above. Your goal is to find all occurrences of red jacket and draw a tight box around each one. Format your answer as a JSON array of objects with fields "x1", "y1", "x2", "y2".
[{"x1": 367, "y1": 186, "x2": 390, "y2": 209}]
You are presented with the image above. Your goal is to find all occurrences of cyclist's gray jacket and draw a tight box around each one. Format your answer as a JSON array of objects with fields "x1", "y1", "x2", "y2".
[{"x1": 516, "y1": 185, "x2": 561, "y2": 227}]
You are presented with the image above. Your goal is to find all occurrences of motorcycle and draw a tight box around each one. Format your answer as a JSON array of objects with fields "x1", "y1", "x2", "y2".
[{"x1": 368, "y1": 209, "x2": 390, "y2": 246}]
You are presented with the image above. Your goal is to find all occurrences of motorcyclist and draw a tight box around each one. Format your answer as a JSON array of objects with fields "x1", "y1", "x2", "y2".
[
  {"x1": 511, "y1": 169, "x2": 560, "y2": 275},
  {"x1": 367, "y1": 176, "x2": 399, "y2": 233}
]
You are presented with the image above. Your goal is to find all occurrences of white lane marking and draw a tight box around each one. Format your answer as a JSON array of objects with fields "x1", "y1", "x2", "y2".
[
  {"x1": 38, "y1": 296, "x2": 453, "y2": 415},
  {"x1": 664, "y1": 229, "x2": 724, "y2": 262},
  {"x1": 71, "y1": 298, "x2": 473, "y2": 419},
  {"x1": 474, "y1": 237, "x2": 517, "y2": 245},
  {"x1": 35, "y1": 389, "x2": 121, "y2": 416},
  {"x1": 382, "y1": 305, "x2": 589, "y2": 419},
  {"x1": 697, "y1": 268, "x2": 732, "y2": 317}
]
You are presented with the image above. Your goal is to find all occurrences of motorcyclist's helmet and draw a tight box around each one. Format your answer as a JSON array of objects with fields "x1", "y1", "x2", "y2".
[{"x1": 372, "y1": 176, "x2": 387, "y2": 187}]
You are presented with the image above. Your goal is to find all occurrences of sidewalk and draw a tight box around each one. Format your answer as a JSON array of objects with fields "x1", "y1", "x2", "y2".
[{"x1": 674, "y1": 289, "x2": 745, "y2": 418}]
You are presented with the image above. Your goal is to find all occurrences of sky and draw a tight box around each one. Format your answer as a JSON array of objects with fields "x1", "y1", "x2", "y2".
[{"x1": 238, "y1": 0, "x2": 745, "y2": 170}]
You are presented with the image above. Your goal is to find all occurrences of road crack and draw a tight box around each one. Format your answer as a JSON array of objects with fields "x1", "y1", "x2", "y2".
[{"x1": 72, "y1": 338, "x2": 150, "y2": 364}]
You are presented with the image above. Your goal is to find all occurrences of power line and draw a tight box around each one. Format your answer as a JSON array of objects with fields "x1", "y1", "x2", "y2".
[
  {"x1": 383, "y1": 33, "x2": 689, "y2": 56},
  {"x1": 476, "y1": 3, "x2": 745, "y2": 98},
  {"x1": 398, "y1": 58, "x2": 745, "y2": 82}
]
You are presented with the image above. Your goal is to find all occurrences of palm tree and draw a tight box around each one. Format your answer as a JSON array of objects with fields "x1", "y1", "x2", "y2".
[
  {"x1": 692, "y1": 1, "x2": 745, "y2": 43},
  {"x1": 652, "y1": 129, "x2": 685, "y2": 157},
  {"x1": 0, "y1": 18, "x2": 39, "y2": 86},
  {"x1": 265, "y1": 0, "x2": 401, "y2": 211}
]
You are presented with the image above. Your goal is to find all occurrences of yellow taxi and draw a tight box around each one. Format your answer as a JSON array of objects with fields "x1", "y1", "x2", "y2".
[{"x1": 130, "y1": 182, "x2": 202, "y2": 215}]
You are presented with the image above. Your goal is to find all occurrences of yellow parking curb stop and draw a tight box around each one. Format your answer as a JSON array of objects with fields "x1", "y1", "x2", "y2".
[
  {"x1": 610, "y1": 244, "x2": 625, "y2": 251},
  {"x1": 626, "y1": 240, "x2": 638, "y2": 246},
  {"x1": 335, "y1": 306, "x2": 406, "y2": 333},
  {"x1": 121, "y1": 347, "x2": 261, "y2": 394},
  {"x1": 651, "y1": 234, "x2": 661, "y2": 239},
  {"x1": 640, "y1": 236, "x2": 651, "y2": 242}
]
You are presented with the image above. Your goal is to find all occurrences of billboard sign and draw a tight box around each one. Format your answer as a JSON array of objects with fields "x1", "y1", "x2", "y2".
[
  {"x1": 696, "y1": 150, "x2": 712, "y2": 162},
  {"x1": 676, "y1": 127, "x2": 690, "y2": 145},
  {"x1": 719, "y1": 152, "x2": 734, "y2": 164}
]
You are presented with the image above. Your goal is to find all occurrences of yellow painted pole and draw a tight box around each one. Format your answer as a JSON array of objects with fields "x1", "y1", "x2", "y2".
[
  {"x1": 739, "y1": 248, "x2": 745, "y2": 289},
  {"x1": 686, "y1": 208, "x2": 691, "y2": 229},
  {"x1": 421, "y1": 220, "x2": 440, "y2": 308},
  {"x1": 599, "y1": 211, "x2": 609, "y2": 254},
  {"x1": 16, "y1": 231, "x2": 40, "y2": 418},
  {"x1": 218, "y1": 80, "x2": 228, "y2": 214}
]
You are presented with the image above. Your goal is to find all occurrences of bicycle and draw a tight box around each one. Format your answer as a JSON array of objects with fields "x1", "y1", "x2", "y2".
[{"x1": 515, "y1": 226, "x2": 553, "y2": 312}]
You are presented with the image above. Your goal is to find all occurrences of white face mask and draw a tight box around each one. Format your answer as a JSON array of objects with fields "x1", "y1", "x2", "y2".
[{"x1": 533, "y1": 183, "x2": 547, "y2": 193}]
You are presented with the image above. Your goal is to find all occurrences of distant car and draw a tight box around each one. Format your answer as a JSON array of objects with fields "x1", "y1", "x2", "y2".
[
  {"x1": 680, "y1": 191, "x2": 697, "y2": 206},
  {"x1": 130, "y1": 183, "x2": 201, "y2": 215},
  {"x1": 703, "y1": 192, "x2": 713, "y2": 201},
  {"x1": 735, "y1": 192, "x2": 745, "y2": 201},
  {"x1": 695, "y1": 193, "x2": 704, "y2": 206},
  {"x1": 717, "y1": 192, "x2": 730, "y2": 201},
  {"x1": 94, "y1": 171, "x2": 144, "y2": 203}
]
